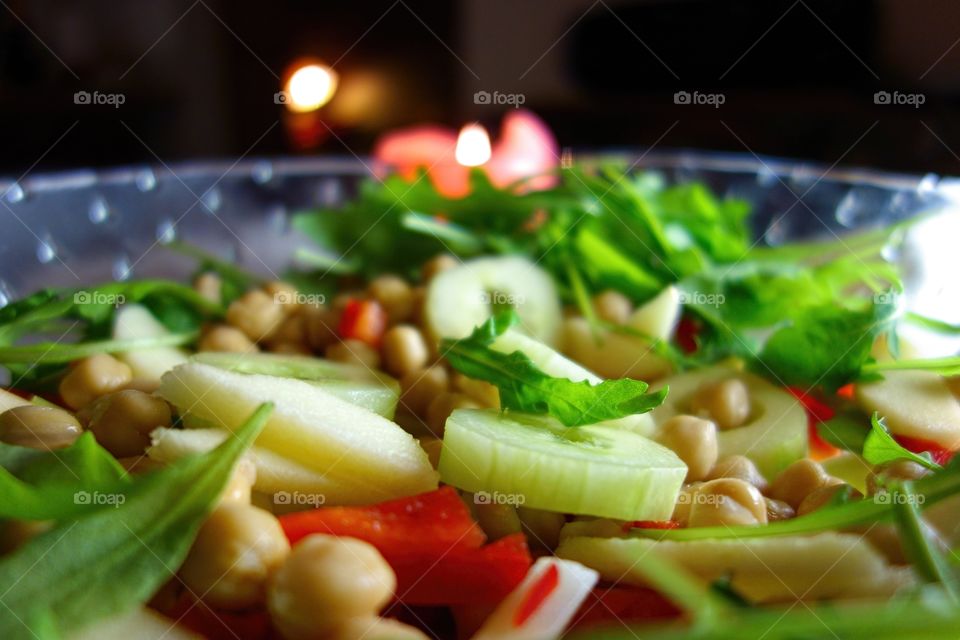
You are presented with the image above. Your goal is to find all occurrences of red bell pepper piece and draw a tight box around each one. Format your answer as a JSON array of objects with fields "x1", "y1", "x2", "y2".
[
  {"x1": 674, "y1": 316, "x2": 700, "y2": 354},
  {"x1": 392, "y1": 533, "x2": 532, "y2": 606},
  {"x1": 279, "y1": 486, "x2": 486, "y2": 553},
  {"x1": 786, "y1": 386, "x2": 840, "y2": 460},
  {"x1": 895, "y1": 434, "x2": 956, "y2": 466},
  {"x1": 338, "y1": 298, "x2": 388, "y2": 348},
  {"x1": 569, "y1": 586, "x2": 680, "y2": 631}
]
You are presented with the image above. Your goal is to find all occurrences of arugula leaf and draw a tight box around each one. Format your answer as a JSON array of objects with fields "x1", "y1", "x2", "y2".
[
  {"x1": 0, "y1": 433, "x2": 129, "y2": 520},
  {"x1": 0, "y1": 402, "x2": 272, "y2": 640},
  {"x1": 757, "y1": 300, "x2": 898, "y2": 391},
  {"x1": 442, "y1": 311, "x2": 667, "y2": 427},
  {"x1": 815, "y1": 411, "x2": 871, "y2": 453},
  {"x1": 891, "y1": 480, "x2": 959, "y2": 599},
  {"x1": 0, "y1": 332, "x2": 197, "y2": 365},
  {"x1": 863, "y1": 413, "x2": 943, "y2": 472},
  {"x1": 863, "y1": 356, "x2": 960, "y2": 377}
]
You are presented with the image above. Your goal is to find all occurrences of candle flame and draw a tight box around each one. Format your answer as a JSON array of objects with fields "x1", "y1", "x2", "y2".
[
  {"x1": 284, "y1": 63, "x2": 338, "y2": 113},
  {"x1": 455, "y1": 123, "x2": 492, "y2": 167}
]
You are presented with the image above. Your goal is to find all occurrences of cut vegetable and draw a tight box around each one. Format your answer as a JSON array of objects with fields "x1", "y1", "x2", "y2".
[
  {"x1": 556, "y1": 534, "x2": 913, "y2": 604},
  {"x1": 650, "y1": 366, "x2": 807, "y2": 479},
  {"x1": 69, "y1": 607, "x2": 201, "y2": 640},
  {"x1": 855, "y1": 370, "x2": 960, "y2": 451},
  {"x1": 472, "y1": 557, "x2": 599, "y2": 640},
  {"x1": 159, "y1": 363, "x2": 437, "y2": 498},
  {"x1": 0, "y1": 388, "x2": 29, "y2": 413},
  {"x1": 112, "y1": 304, "x2": 189, "y2": 388},
  {"x1": 491, "y1": 329, "x2": 654, "y2": 435},
  {"x1": 438, "y1": 409, "x2": 686, "y2": 521},
  {"x1": 560, "y1": 317, "x2": 672, "y2": 381},
  {"x1": 425, "y1": 256, "x2": 562, "y2": 345},
  {"x1": 628, "y1": 285, "x2": 681, "y2": 341},
  {"x1": 147, "y1": 427, "x2": 396, "y2": 505}
]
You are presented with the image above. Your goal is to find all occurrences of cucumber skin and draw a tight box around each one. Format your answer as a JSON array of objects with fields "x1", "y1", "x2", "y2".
[{"x1": 439, "y1": 409, "x2": 686, "y2": 521}]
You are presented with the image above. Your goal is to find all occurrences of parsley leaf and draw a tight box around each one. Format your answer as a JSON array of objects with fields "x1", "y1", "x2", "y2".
[
  {"x1": 863, "y1": 412, "x2": 943, "y2": 472},
  {"x1": 441, "y1": 311, "x2": 667, "y2": 427}
]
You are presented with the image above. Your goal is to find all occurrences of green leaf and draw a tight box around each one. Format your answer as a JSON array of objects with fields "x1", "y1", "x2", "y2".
[
  {"x1": 441, "y1": 311, "x2": 667, "y2": 427},
  {"x1": 0, "y1": 332, "x2": 197, "y2": 365},
  {"x1": 815, "y1": 411, "x2": 871, "y2": 453},
  {"x1": 863, "y1": 356, "x2": 960, "y2": 377},
  {"x1": 0, "y1": 402, "x2": 273, "y2": 640},
  {"x1": 0, "y1": 433, "x2": 129, "y2": 520},
  {"x1": 863, "y1": 413, "x2": 943, "y2": 472},
  {"x1": 891, "y1": 481, "x2": 959, "y2": 599}
]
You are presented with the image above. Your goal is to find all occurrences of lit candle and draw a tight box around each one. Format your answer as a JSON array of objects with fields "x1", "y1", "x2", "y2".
[{"x1": 373, "y1": 110, "x2": 559, "y2": 197}]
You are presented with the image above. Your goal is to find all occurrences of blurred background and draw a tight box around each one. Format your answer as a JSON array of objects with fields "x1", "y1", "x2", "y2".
[{"x1": 3, "y1": 0, "x2": 960, "y2": 175}]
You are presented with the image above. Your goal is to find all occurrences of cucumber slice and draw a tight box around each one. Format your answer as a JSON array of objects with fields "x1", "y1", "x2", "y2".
[
  {"x1": 492, "y1": 329, "x2": 654, "y2": 435},
  {"x1": 112, "y1": 304, "x2": 189, "y2": 387},
  {"x1": 148, "y1": 427, "x2": 396, "y2": 504},
  {"x1": 159, "y1": 363, "x2": 438, "y2": 498},
  {"x1": 438, "y1": 409, "x2": 686, "y2": 521},
  {"x1": 556, "y1": 534, "x2": 912, "y2": 604},
  {"x1": 649, "y1": 366, "x2": 807, "y2": 479},
  {"x1": 192, "y1": 352, "x2": 399, "y2": 418},
  {"x1": 425, "y1": 256, "x2": 562, "y2": 345}
]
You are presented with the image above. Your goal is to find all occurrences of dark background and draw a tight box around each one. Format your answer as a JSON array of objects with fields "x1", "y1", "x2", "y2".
[{"x1": 3, "y1": 0, "x2": 960, "y2": 176}]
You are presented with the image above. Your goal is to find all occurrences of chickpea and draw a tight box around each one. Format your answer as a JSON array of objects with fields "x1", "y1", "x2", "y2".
[
  {"x1": 226, "y1": 290, "x2": 285, "y2": 342},
  {"x1": 420, "y1": 254, "x2": 458, "y2": 283},
  {"x1": 0, "y1": 405, "x2": 82, "y2": 450},
  {"x1": 417, "y1": 437, "x2": 443, "y2": 469},
  {"x1": 221, "y1": 457, "x2": 257, "y2": 504},
  {"x1": 866, "y1": 459, "x2": 931, "y2": 496},
  {"x1": 409, "y1": 286, "x2": 427, "y2": 329},
  {"x1": 368, "y1": 275, "x2": 414, "y2": 324},
  {"x1": 199, "y1": 324, "x2": 259, "y2": 353},
  {"x1": 381, "y1": 325, "x2": 430, "y2": 378},
  {"x1": 264, "y1": 281, "x2": 301, "y2": 314},
  {"x1": 193, "y1": 272, "x2": 222, "y2": 304},
  {"x1": 303, "y1": 306, "x2": 341, "y2": 351},
  {"x1": 689, "y1": 378, "x2": 750, "y2": 430},
  {"x1": 687, "y1": 478, "x2": 768, "y2": 527},
  {"x1": 267, "y1": 534, "x2": 396, "y2": 639},
  {"x1": 399, "y1": 366, "x2": 449, "y2": 415},
  {"x1": 59, "y1": 354, "x2": 133, "y2": 410},
  {"x1": 592, "y1": 290, "x2": 633, "y2": 325},
  {"x1": 326, "y1": 616, "x2": 430, "y2": 640},
  {"x1": 452, "y1": 373, "x2": 501, "y2": 408},
  {"x1": 270, "y1": 342, "x2": 312, "y2": 355},
  {"x1": 671, "y1": 483, "x2": 702, "y2": 526},
  {"x1": 326, "y1": 339, "x2": 381, "y2": 370},
  {"x1": 765, "y1": 498, "x2": 795, "y2": 522},
  {"x1": 797, "y1": 483, "x2": 861, "y2": 516},
  {"x1": 425, "y1": 392, "x2": 481, "y2": 436},
  {"x1": 659, "y1": 415, "x2": 718, "y2": 482},
  {"x1": 267, "y1": 314, "x2": 307, "y2": 347},
  {"x1": 517, "y1": 506, "x2": 567, "y2": 551},
  {"x1": 768, "y1": 459, "x2": 839, "y2": 510},
  {"x1": 81, "y1": 390, "x2": 172, "y2": 457},
  {"x1": 180, "y1": 503, "x2": 290, "y2": 610},
  {"x1": 707, "y1": 454, "x2": 768, "y2": 491}
]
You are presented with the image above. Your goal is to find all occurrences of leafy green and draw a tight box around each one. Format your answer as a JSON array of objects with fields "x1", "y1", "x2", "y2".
[
  {"x1": 863, "y1": 356, "x2": 960, "y2": 377},
  {"x1": 0, "y1": 402, "x2": 272, "y2": 640},
  {"x1": 165, "y1": 241, "x2": 264, "y2": 306},
  {"x1": 0, "y1": 332, "x2": 197, "y2": 365},
  {"x1": 891, "y1": 481, "x2": 958, "y2": 598},
  {"x1": 757, "y1": 299, "x2": 899, "y2": 391},
  {"x1": 864, "y1": 413, "x2": 943, "y2": 472},
  {"x1": 0, "y1": 433, "x2": 129, "y2": 520},
  {"x1": 815, "y1": 411, "x2": 871, "y2": 453},
  {"x1": 442, "y1": 311, "x2": 667, "y2": 427}
]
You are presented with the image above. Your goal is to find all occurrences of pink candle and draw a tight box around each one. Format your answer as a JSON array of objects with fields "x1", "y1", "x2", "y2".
[{"x1": 373, "y1": 110, "x2": 559, "y2": 197}]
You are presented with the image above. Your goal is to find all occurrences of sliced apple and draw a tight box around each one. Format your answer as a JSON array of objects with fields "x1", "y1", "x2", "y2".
[
  {"x1": 491, "y1": 328, "x2": 654, "y2": 435},
  {"x1": 159, "y1": 363, "x2": 438, "y2": 497},
  {"x1": 557, "y1": 534, "x2": 913, "y2": 604},
  {"x1": 649, "y1": 366, "x2": 807, "y2": 479},
  {"x1": 148, "y1": 427, "x2": 396, "y2": 504},
  {"x1": 855, "y1": 370, "x2": 960, "y2": 450},
  {"x1": 424, "y1": 256, "x2": 562, "y2": 345},
  {"x1": 112, "y1": 304, "x2": 189, "y2": 389}
]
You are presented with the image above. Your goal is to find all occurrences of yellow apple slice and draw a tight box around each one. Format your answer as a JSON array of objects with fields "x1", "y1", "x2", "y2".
[{"x1": 855, "y1": 370, "x2": 960, "y2": 450}]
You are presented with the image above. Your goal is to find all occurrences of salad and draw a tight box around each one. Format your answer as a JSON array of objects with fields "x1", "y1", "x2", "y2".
[{"x1": 0, "y1": 163, "x2": 959, "y2": 640}]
